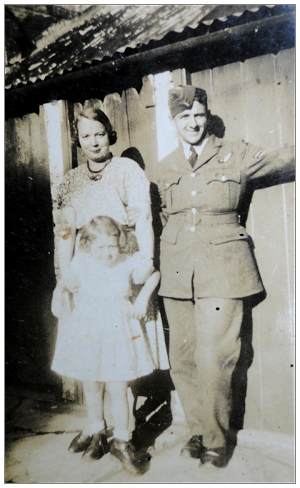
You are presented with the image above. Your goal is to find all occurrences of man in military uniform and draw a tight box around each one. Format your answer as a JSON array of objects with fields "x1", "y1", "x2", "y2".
[{"x1": 155, "y1": 85, "x2": 294, "y2": 467}]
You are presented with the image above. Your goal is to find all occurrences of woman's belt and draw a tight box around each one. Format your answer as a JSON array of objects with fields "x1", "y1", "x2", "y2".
[
  {"x1": 122, "y1": 224, "x2": 135, "y2": 232},
  {"x1": 120, "y1": 224, "x2": 137, "y2": 254}
]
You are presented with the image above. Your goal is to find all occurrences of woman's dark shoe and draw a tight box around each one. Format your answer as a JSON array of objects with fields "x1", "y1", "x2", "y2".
[
  {"x1": 180, "y1": 435, "x2": 204, "y2": 458},
  {"x1": 83, "y1": 432, "x2": 110, "y2": 460},
  {"x1": 200, "y1": 446, "x2": 228, "y2": 468},
  {"x1": 110, "y1": 438, "x2": 151, "y2": 475},
  {"x1": 68, "y1": 432, "x2": 92, "y2": 453}
]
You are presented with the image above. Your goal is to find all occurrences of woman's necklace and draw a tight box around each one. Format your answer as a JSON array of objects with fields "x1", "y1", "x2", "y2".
[{"x1": 87, "y1": 153, "x2": 112, "y2": 181}]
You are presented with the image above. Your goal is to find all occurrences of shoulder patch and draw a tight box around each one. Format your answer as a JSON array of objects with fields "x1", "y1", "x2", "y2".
[
  {"x1": 254, "y1": 150, "x2": 264, "y2": 161},
  {"x1": 218, "y1": 152, "x2": 232, "y2": 164}
]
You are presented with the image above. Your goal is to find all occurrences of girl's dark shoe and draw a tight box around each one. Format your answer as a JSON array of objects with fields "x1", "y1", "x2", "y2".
[
  {"x1": 200, "y1": 446, "x2": 228, "y2": 468},
  {"x1": 83, "y1": 432, "x2": 109, "y2": 460},
  {"x1": 110, "y1": 438, "x2": 151, "y2": 475},
  {"x1": 180, "y1": 435, "x2": 204, "y2": 458},
  {"x1": 68, "y1": 432, "x2": 92, "y2": 453}
]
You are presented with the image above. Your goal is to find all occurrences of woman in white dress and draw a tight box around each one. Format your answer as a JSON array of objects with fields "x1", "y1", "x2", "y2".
[{"x1": 52, "y1": 103, "x2": 169, "y2": 473}]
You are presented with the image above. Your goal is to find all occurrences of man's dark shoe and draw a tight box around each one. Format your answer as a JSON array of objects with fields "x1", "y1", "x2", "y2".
[
  {"x1": 68, "y1": 432, "x2": 92, "y2": 453},
  {"x1": 200, "y1": 446, "x2": 228, "y2": 468},
  {"x1": 83, "y1": 432, "x2": 109, "y2": 460},
  {"x1": 180, "y1": 435, "x2": 204, "y2": 458},
  {"x1": 110, "y1": 438, "x2": 151, "y2": 475}
]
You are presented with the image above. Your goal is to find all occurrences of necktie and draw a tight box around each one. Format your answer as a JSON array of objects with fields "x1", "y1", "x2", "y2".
[{"x1": 188, "y1": 146, "x2": 198, "y2": 167}]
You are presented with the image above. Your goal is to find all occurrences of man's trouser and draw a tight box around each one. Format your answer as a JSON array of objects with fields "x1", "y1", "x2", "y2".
[{"x1": 163, "y1": 297, "x2": 243, "y2": 448}]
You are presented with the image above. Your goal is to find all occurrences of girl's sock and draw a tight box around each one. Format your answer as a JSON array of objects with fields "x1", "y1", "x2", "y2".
[{"x1": 83, "y1": 420, "x2": 106, "y2": 436}]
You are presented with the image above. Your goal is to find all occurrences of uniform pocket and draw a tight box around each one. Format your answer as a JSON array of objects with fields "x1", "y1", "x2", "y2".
[
  {"x1": 206, "y1": 169, "x2": 241, "y2": 185},
  {"x1": 209, "y1": 229, "x2": 251, "y2": 245},
  {"x1": 157, "y1": 173, "x2": 182, "y2": 213},
  {"x1": 205, "y1": 168, "x2": 242, "y2": 210},
  {"x1": 160, "y1": 214, "x2": 184, "y2": 244}
]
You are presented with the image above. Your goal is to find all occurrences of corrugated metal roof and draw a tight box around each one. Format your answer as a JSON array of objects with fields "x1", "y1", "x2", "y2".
[{"x1": 5, "y1": 4, "x2": 285, "y2": 89}]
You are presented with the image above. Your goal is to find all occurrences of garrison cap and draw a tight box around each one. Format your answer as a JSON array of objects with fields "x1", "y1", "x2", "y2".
[{"x1": 168, "y1": 85, "x2": 208, "y2": 118}]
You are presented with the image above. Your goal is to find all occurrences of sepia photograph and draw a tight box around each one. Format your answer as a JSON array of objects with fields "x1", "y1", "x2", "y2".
[{"x1": 5, "y1": 3, "x2": 295, "y2": 483}]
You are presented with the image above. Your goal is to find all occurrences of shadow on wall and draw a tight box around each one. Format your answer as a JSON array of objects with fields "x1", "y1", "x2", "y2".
[
  {"x1": 230, "y1": 293, "x2": 265, "y2": 436},
  {"x1": 5, "y1": 166, "x2": 59, "y2": 392},
  {"x1": 207, "y1": 113, "x2": 226, "y2": 138}
]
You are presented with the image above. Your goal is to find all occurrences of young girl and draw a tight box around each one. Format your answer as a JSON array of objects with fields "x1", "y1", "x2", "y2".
[{"x1": 51, "y1": 216, "x2": 165, "y2": 474}]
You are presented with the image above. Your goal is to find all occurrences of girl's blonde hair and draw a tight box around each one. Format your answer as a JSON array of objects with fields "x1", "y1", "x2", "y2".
[{"x1": 78, "y1": 216, "x2": 121, "y2": 251}]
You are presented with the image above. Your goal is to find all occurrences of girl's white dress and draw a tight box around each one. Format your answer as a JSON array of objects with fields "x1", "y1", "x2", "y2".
[{"x1": 52, "y1": 252, "x2": 169, "y2": 382}]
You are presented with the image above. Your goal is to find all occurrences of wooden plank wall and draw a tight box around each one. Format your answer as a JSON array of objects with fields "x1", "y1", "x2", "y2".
[
  {"x1": 192, "y1": 48, "x2": 294, "y2": 435},
  {"x1": 5, "y1": 109, "x2": 58, "y2": 390}
]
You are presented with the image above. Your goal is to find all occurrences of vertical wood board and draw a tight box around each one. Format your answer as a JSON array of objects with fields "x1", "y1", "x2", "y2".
[
  {"x1": 124, "y1": 77, "x2": 157, "y2": 178},
  {"x1": 274, "y1": 49, "x2": 295, "y2": 328},
  {"x1": 103, "y1": 92, "x2": 130, "y2": 158},
  {"x1": 242, "y1": 53, "x2": 293, "y2": 434}
]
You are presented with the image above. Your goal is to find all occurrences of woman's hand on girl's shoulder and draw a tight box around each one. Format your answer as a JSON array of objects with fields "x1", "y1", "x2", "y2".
[
  {"x1": 131, "y1": 296, "x2": 148, "y2": 320},
  {"x1": 51, "y1": 283, "x2": 74, "y2": 318},
  {"x1": 60, "y1": 267, "x2": 80, "y2": 293},
  {"x1": 54, "y1": 206, "x2": 76, "y2": 238},
  {"x1": 131, "y1": 253, "x2": 154, "y2": 284}
]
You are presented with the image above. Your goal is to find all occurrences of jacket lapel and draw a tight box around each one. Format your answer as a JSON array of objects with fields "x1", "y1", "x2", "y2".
[
  {"x1": 172, "y1": 143, "x2": 192, "y2": 173},
  {"x1": 155, "y1": 136, "x2": 223, "y2": 183},
  {"x1": 157, "y1": 145, "x2": 191, "y2": 183},
  {"x1": 193, "y1": 135, "x2": 223, "y2": 171}
]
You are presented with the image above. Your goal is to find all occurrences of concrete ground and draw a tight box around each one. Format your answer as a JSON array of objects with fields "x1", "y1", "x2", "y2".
[{"x1": 5, "y1": 393, "x2": 295, "y2": 483}]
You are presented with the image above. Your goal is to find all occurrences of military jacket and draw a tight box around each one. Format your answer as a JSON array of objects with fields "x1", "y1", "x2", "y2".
[{"x1": 154, "y1": 135, "x2": 294, "y2": 299}]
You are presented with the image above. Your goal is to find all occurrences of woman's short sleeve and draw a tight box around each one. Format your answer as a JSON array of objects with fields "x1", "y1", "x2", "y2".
[
  {"x1": 52, "y1": 171, "x2": 76, "y2": 238},
  {"x1": 123, "y1": 158, "x2": 151, "y2": 221},
  {"x1": 53, "y1": 206, "x2": 76, "y2": 240},
  {"x1": 52, "y1": 172, "x2": 72, "y2": 211}
]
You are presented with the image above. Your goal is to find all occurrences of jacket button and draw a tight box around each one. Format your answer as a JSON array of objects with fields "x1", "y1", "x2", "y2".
[
  {"x1": 191, "y1": 190, "x2": 197, "y2": 196},
  {"x1": 190, "y1": 226, "x2": 196, "y2": 232},
  {"x1": 221, "y1": 175, "x2": 227, "y2": 182},
  {"x1": 191, "y1": 208, "x2": 197, "y2": 215},
  {"x1": 191, "y1": 173, "x2": 196, "y2": 178}
]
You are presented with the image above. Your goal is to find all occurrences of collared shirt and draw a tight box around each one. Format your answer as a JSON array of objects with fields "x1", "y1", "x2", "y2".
[{"x1": 181, "y1": 138, "x2": 208, "y2": 160}]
